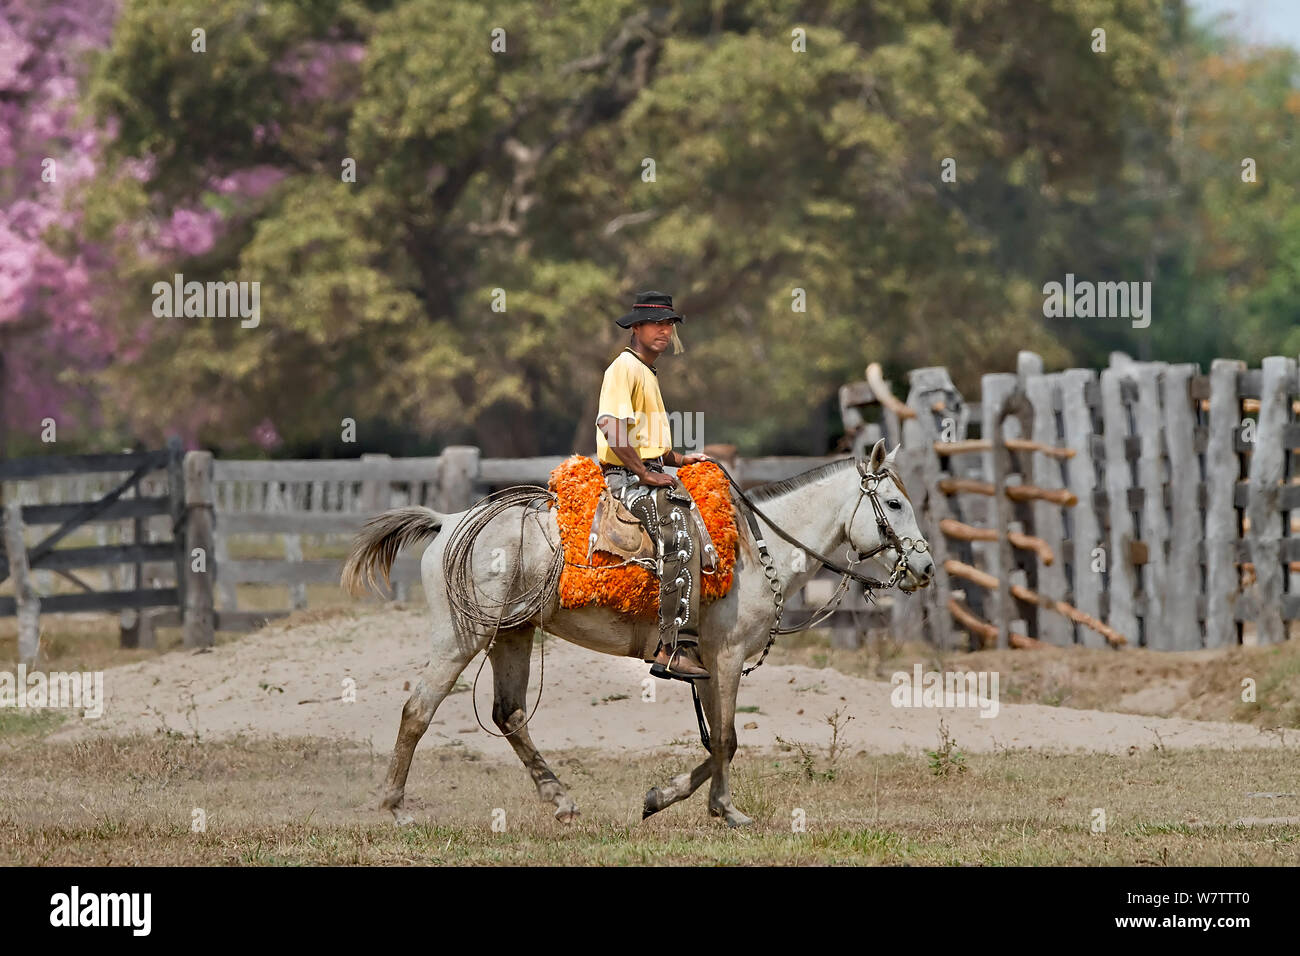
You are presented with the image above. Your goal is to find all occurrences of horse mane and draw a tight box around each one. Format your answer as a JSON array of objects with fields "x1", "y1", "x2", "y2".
[
  {"x1": 746, "y1": 457, "x2": 858, "y2": 503},
  {"x1": 746, "y1": 456, "x2": 911, "y2": 502}
]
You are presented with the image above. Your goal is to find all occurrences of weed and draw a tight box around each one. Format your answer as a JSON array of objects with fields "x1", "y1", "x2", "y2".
[
  {"x1": 926, "y1": 718, "x2": 967, "y2": 777},
  {"x1": 824, "y1": 706, "x2": 854, "y2": 767}
]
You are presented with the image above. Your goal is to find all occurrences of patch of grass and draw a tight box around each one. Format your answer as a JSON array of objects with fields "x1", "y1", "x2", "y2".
[
  {"x1": 1234, "y1": 644, "x2": 1300, "y2": 729},
  {"x1": 766, "y1": 628, "x2": 1300, "y2": 729},
  {"x1": 0, "y1": 708, "x2": 67, "y2": 740},
  {"x1": 2, "y1": 736, "x2": 1299, "y2": 864}
]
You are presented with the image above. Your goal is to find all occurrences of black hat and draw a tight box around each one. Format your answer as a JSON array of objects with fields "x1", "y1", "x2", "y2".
[{"x1": 616, "y1": 290, "x2": 684, "y2": 328}]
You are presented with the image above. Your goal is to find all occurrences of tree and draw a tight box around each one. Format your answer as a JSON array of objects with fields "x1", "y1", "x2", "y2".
[
  {"x1": 72, "y1": 0, "x2": 1258, "y2": 457},
  {"x1": 0, "y1": 0, "x2": 119, "y2": 455}
]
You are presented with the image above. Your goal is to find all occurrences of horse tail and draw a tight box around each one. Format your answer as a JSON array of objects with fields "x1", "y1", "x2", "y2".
[{"x1": 341, "y1": 506, "x2": 446, "y2": 598}]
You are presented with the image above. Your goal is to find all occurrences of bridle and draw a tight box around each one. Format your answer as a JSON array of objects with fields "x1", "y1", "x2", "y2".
[
  {"x1": 847, "y1": 469, "x2": 930, "y2": 585},
  {"x1": 714, "y1": 461, "x2": 929, "y2": 677}
]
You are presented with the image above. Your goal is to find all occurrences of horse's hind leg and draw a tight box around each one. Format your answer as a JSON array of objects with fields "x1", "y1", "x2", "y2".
[
  {"x1": 381, "y1": 650, "x2": 475, "y2": 825},
  {"x1": 490, "y1": 628, "x2": 580, "y2": 823}
]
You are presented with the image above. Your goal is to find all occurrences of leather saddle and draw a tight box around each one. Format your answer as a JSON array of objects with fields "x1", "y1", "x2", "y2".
[
  {"x1": 587, "y1": 488, "x2": 656, "y2": 562},
  {"x1": 586, "y1": 485, "x2": 719, "y2": 571}
]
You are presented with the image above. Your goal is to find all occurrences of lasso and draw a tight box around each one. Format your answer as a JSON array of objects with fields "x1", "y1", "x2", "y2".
[{"x1": 441, "y1": 485, "x2": 563, "y2": 738}]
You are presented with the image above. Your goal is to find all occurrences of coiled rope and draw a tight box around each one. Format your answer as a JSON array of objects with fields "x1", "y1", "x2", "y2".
[{"x1": 442, "y1": 485, "x2": 564, "y2": 738}]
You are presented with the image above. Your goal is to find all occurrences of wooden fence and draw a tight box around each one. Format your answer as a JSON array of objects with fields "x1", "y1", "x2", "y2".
[
  {"x1": 0, "y1": 442, "x2": 186, "y2": 662},
  {"x1": 4, "y1": 447, "x2": 896, "y2": 651},
  {"x1": 16, "y1": 351, "x2": 1288, "y2": 654},
  {"x1": 843, "y1": 352, "x2": 1300, "y2": 651},
  {"x1": 202, "y1": 448, "x2": 893, "y2": 645}
]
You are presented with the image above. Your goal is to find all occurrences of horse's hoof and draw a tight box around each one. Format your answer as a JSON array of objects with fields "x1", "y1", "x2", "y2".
[
  {"x1": 554, "y1": 806, "x2": 581, "y2": 824},
  {"x1": 391, "y1": 809, "x2": 415, "y2": 827},
  {"x1": 643, "y1": 788, "x2": 664, "y2": 819},
  {"x1": 710, "y1": 804, "x2": 753, "y2": 827}
]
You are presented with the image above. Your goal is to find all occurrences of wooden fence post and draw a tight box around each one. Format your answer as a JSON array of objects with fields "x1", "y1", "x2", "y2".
[
  {"x1": 267, "y1": 481, "x2": 307, "y2": 611},
  {"x1": 901, "y1": 367, "x2": 965, "y2": 649},
  {"x1": 1025, "y1": 372, "x2": 1071, "y2": 646},
  {"x1": 1246, "y1": 355, "x2": 1294, "y2": 645},
  {"x1": 981, "y1": 373, "x2": 1019, "y2": 648},
  {"x1": 1162, "y1": 364, "x2": 1202, "y2": 649},
  {"x1": 359, "y1": 454, "x2": 393, "y2": 598},
  {"x1": 183, "y1": 451, "x2": 216, "y2": 648},
  {"x1": 437, "y1": 446, "x2": 480, "y2": 513},
  {"x1": 3, "y1": 501, "x2": 39, "y2": 666},
  {"x1": 1060, "y1": 369, "x2": 1104, "y2": 647},
  {"x1": 120, "y1": 465, "x2": 148, "y2": 649},
  {"x1": 166, "y1": 437, "x2": 187, "y2": 614},
  {"x1": 1133, "y1": 363, "x2": 1171, "y2": 648},
  {"x1": 1099, "y1": 367, "x2": 1139, "y2": 644},
  {"x1": 1205, "y1": 358, "x2": 1245, "y2": 647},
  {"x1": 360, "y1": 454, "x2": 392, "y2": 514},
  {"x1": 284, "y1": 529, "x2": 307, "y2": 611}
]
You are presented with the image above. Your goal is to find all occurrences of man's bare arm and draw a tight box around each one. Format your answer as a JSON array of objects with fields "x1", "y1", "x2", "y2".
[{"x1": 598, "y1": 418, "x2": 675, "y2": 485}]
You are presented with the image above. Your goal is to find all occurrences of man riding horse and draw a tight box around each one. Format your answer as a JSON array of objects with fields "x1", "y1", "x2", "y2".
[{"x1": 595, "y1": 291, "x2": 714, "y2": 682}]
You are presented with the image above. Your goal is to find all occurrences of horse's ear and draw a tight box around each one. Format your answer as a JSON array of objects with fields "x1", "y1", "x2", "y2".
[
  {"x1": 884, "y1": 443, "x2": 900, "y2": 469},
  {"x1": 866, "y1": 438, "x2": 887, "y2": 474}
]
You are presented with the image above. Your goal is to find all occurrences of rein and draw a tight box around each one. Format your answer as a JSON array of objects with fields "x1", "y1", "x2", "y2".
[{"x1": 710, "y1": 460, "x2": 927, "y2": 677}]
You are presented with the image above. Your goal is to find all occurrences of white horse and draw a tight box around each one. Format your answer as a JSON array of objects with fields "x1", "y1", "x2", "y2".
[{"x1": 342, "y1": 439, "x2": 933, "y2": 827}]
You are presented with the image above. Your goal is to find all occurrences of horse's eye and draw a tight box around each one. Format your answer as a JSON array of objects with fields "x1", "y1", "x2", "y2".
[{"x1": 887, "y1": 499, "x2": 903, "y2": 511}]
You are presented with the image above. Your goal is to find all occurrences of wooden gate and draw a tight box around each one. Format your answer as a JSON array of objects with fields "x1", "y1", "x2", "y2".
[{"x1": 0, "y1": 439, "x2": 187, "y2": 661}]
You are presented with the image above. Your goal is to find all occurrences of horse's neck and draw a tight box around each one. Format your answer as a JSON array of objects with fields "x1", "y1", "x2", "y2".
[{"x1": 748, "y1": 472, "x2": 851, "y2": 598}]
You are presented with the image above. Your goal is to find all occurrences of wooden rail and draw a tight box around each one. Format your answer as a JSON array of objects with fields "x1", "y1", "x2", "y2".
[
  {"x1": 933, "y1": 438, "x2": 1075, "y2": 459},
  {"x1": 937, "y1": 478, "x2": 1078, "y2": 507},
  {"x1": 938, "y1": 518, "x2": 1054, "y2": 565},
  {"x1": 943, "y1": 559, "x2": 1127, "y2": 647}
]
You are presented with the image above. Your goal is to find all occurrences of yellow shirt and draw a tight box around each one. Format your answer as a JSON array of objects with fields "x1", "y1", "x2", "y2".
[{"x1": 594, "y1": 348, "x2": 672, "y2": 465}]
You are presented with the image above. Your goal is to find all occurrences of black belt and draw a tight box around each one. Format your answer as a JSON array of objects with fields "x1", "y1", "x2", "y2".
[{"x1": 601, "y1": 455, "x2": 667, "y2": 472}]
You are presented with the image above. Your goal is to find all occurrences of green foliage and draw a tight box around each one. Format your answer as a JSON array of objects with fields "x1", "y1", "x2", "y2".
[{"x1": 73, "y1": 0, "x2": 1300, "y2": 456}]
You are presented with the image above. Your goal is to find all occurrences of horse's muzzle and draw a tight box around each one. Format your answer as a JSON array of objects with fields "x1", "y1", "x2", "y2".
[{"x1": 899, "y1": 558, "x2": 935, "y2": 592}]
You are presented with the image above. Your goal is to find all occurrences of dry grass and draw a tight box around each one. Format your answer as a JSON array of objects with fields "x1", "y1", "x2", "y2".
[
  {"x1": 766, "y1": 630, "x2": 1300, "y2": 729},
  {"x1": 1, "y1": 726, "x2": 1297, "y2": 865},
  {"x1": 2, "y1": 587, "x2": 1299, "y2": 865}
]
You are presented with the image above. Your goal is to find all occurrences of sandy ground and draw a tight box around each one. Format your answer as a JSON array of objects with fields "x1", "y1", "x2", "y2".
[{"x1": 49, "y1": 606, "x2": 1297, "y2": 760}]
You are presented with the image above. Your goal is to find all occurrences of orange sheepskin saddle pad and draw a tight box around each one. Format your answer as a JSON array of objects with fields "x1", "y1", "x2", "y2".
[{"x1": 547, "y1": 455, "x2": 739, "y2": 617}]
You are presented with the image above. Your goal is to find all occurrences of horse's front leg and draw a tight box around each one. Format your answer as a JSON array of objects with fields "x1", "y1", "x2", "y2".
[{"x1": 703, "y1": 646, "x2": 752, "y2": 827}]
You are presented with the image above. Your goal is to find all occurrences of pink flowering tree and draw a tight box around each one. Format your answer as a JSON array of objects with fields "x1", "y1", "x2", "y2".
[
  {"x1": 1, "y1": 0, "x2": 363, "y2": 454},
  {"x1": 0, "y1": 0, "x2": 118, "y2": 455}
]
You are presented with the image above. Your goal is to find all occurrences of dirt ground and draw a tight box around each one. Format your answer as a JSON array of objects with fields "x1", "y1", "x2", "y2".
[
  {"x1": 4, "y1": 605, "x2": 1299, "y2": 865},
  {"x1": 41, "y1": 605, "x2": 1299, "y2": 758}
]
